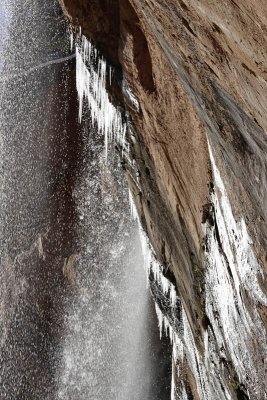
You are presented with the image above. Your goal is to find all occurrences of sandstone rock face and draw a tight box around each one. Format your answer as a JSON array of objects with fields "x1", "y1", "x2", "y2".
[{"x1": 60, "y1": 0, "x2": 267, "y2": 398}]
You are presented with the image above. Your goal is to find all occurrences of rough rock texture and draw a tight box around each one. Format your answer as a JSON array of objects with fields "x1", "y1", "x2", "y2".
[{"x1": 60, "y1": 0, "x2": 267, "y2": 398}]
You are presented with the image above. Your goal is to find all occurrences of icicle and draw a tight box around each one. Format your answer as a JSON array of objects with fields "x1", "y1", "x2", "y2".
[
  {"x1": 155, "y1": 303, "x2": 164, "y2": 339},
  {"x1": 75, "y1": 33, "x2": 126, "y2": 159},
  {"x1": 155, "y1": 302, "x2": 175, "y2": 343},
  {"x1": 171, "y1": 375, "x2": 176, "y2": 400},
  {"x1": 170, "y1": 284, "x2": 177, "y2": 307},
  {"x1": 128, "y1": 189, "x2": 138, "y2": 221},
  {"x1": 70, "y1": 31, "x2": 74, "y2": 51},
  {"x1": 173, "y1": 333, "x2": 184, "y2": 362}
]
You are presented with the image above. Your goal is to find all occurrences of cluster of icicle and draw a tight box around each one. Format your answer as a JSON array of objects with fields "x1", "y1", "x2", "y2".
[
  {"x1": 168, "y1": 143, "x2": 267, "y2": 400},
  {"x1": 202, "y1": 143, "x2": 267, "y2": 399},
  {"x1": 132, "y1": 199, "x2": 177, "y2": 314},
  {"x1": 128, "y1": 188, "x2": 190, "y2": 399},
  {"x1": 129, "y1": 142, "x2": 267, "y2": 399},
  {"x1": 73, "y1": 31, "x2": 126, "y2": 158},
  {"x1": 128, "y1": 186, "x2": 235, "y2": 399}
]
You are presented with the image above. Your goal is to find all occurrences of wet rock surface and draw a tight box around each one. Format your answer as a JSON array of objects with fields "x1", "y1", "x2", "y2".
[
  {"x1": 60, "y1": 0, "x2": 267, "y2": 398},
  {"x1": 0, "y1": 1, "x2": 172, "y2": 398}
]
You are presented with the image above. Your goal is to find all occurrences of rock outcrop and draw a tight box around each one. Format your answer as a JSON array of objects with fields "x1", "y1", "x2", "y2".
[{"x1": 59, "y1": 0, "x2": 267, "y2": 398}]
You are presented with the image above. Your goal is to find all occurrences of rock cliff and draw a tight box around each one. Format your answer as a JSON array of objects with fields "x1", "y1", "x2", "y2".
[{"x1": 59, "y1": 0, "x2": 267, "y2": 398}]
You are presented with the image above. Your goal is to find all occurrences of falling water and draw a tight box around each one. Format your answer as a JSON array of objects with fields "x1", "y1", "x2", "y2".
[
  {"x1": 0, "y1": 1, "x2": 75, "y2": 397},
  {"x1": 56, "y1": 30, "x2": 171, "y2": 400},
  {"x1": 0, "y1": 1, "x2": 171, "y2": 399}
]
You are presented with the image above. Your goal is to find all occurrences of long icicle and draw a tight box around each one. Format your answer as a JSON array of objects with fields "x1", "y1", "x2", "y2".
[{"x1": 75, "y1": 33, "x2": 126, "y2": 159}]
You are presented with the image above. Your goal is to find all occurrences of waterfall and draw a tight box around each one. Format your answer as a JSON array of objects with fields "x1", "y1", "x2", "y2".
[
  {"x1": 56, "y1": 29, "x2": 171, "y2": 400},
  {"x1": 0, "y1": 0, "x2": 171, "y2": 398}
]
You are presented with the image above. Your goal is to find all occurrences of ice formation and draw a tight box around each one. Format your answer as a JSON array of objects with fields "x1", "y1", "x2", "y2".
[
  {"x1": 154, "y1": 303, "x2": 175, "y2": 341},
  {"x1": 169, "y1": 144, "x2": 267, "y2": 399},
  {"x1": 129, "y1": 189, "x2": 185, "y2": 397},
  {"x1": 122, "y1": 79, "x2": 140, "y2": 112},
  {"x1": 140, "y1": 141, "x2": 267, "y2": 398},
  {"x1": 75, "y1": 34, "x2": 126, "y2": 158},
  {"x1": 203, "y1": 143, "x2": 267, "y2": 397},
  {"x1": 152, "y1": 142, "x2": 267, "y2": 399},
  {"x1": 128, "y1": 189, "x2": 138, "y2": 221},
  {"x1": 70, "y1": 31, "x2": 74, "y2": 52},
  {"x1": 138, "y1": 223, "x2": 178, "y2": 309}
]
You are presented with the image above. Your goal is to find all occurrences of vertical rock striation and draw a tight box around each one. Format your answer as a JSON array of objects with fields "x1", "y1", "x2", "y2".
[{"x1": 59, "y1": 0, "x2": 267, "y2": 398}]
